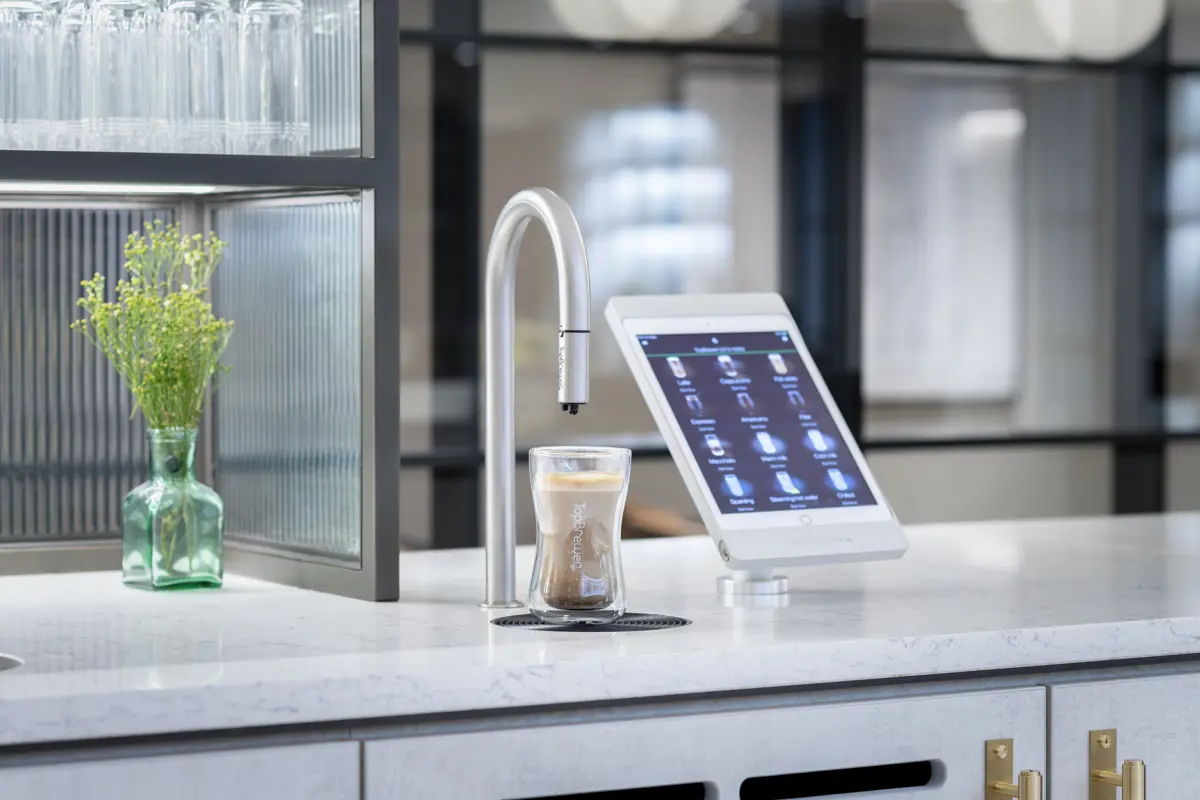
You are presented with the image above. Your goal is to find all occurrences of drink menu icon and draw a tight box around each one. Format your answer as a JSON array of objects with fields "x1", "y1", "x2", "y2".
[
  {"x1": 828, "y1": 468, "x2": 849, "y2": 491},
  {"x1": 667, "y1": 356, "x2": 687, "y2": 378},
  {"x1": 776, "y1": 472, "x2": 801, "y2": 495}
]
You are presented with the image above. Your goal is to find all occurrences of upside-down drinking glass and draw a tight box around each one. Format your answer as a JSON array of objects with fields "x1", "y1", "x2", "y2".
[
  {"x1": 0, "y1": 0, "x2": 54, "y2": 149},
  {"x1": 162, "y1": 0, "x2": 234, "y2": 153},
  {"x1": 90, "y1": 0, "x2": 160, "y2": 152},
  {"x1": 237, "y1": 0, "x2": 309, "y2": 155},
  {"x1": 51, "y1": 0, "x2": 89, "y2": 150}
]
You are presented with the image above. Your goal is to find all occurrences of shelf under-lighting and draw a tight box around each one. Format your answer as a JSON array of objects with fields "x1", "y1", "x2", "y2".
[{"x1": 0, "y1": 182, "x2": 222, "y2": 195}]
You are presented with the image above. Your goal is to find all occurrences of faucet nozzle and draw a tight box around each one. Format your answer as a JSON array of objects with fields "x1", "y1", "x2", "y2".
[{"x1": 562, "y1": 403, "x2": 581, "y2": 415}]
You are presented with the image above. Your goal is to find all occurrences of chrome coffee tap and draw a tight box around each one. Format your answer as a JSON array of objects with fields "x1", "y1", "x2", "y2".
[{"x1": 482, "y1": 189, "x2": 591, "y2": 608}]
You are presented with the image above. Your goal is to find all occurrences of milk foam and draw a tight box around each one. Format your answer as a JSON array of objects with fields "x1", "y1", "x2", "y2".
[{"x1": 536, "y1": 470, "x2": 624, "y2": 492}]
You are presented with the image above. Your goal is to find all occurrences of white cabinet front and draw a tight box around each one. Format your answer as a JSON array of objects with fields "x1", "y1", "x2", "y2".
[
  {"x1": 0, "y1": 741, "x2": 360, "y2": 800},
  {"x1": 1051, "y1": 672, "x2": 1200, "y2": 800},
  {"x1": 365, "y1": 688, "x2": 1046, "y2": 799}
]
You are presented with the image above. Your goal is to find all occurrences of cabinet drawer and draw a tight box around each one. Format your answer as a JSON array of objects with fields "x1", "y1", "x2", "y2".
[
  {"x1": 0, "y1": 741, "x2": 360, "y2": 800},
  {"x1": 365, "y1": 688, "x2": 1046, "y2": 799},
  {"x1": 1051, "y1": 672, "x2": 1200, "y2": 800}
]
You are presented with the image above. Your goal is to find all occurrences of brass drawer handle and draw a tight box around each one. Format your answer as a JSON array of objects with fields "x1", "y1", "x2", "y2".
[
  {"x1": 986, "y1": 739, "x2": 1044, "y2": 800},
  {"x1": 1091, "y1": 729, "x2": 1145, "y2": 800},
  {"x1": 991, "y1": 769, "x2": 1043, "y2": 799}
]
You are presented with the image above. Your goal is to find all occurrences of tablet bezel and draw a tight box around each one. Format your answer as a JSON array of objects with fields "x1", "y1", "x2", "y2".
[{"x1": 606, "y1": 293, "x2": 906, "y2": 567}]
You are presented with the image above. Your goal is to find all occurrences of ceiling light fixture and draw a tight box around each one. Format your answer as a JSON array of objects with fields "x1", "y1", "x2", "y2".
[
  {"x1": 1033, "y1": 0, "x2": 1167, "y2": 62},
  {"x1": 549, "y1": 0, "x2": 642, "y2": 40},
  {"x1": 552, "y1": 0, "x2": 747, "y2": 41},
  {"x1": 963, "y1": 0, "x2": 1065, "y2": 60}
]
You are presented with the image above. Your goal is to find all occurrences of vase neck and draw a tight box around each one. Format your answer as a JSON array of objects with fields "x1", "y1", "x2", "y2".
[{"x1": 148, "y1": 428, "x2": 198, "y2": 481}]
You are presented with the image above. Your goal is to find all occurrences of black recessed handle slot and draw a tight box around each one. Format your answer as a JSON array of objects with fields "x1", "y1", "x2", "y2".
[
  {"x1": 512, "y1": 783, "x2": 708, "y2": 800},
  {"x1": 740, "y1": 760, "x2": 939, "y2": 799}
]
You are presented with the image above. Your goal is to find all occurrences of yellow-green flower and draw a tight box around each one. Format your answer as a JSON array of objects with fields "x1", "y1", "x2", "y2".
[{"x1": 71, "y1": 221, "x2": 234, "y2": 429}]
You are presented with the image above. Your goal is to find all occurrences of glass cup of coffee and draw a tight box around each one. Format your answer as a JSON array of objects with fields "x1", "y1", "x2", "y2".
[{"x1": 528, "y1": 446, "x2": 631, "y2": 624}]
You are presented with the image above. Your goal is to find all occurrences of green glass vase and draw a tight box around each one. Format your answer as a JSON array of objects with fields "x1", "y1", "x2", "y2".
[{"x1": 122, "y1": 428, "x2": 224, "y2": 590}]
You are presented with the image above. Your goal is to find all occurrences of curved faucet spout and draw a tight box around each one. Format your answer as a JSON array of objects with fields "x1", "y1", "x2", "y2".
[{"x1": 482, "y1": 188, "x2": 591, "y2": 608}]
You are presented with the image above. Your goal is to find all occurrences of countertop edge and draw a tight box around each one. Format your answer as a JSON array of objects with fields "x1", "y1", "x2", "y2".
[{"x1": 5, "y1": 615, "x2": 1200, "y2": 748}]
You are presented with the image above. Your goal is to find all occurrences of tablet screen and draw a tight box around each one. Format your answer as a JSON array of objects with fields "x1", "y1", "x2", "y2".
[{"x1": 637, "y1": 331, "x2": 877, "y2": 514}]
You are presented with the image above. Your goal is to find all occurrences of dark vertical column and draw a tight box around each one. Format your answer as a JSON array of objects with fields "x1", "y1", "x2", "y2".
[
  {"x1": 368, "y1": 0, "x2": 402, "y2": 598},
  {"x1": 430, "y1": 0, "x2": 483, "y2": 548},
  {"x1": 1112, "y1": 33, "x2": 1169, "y2": 514},
  {"x1": 779, "y1": 7, "x2": 866, "y2": 439}
]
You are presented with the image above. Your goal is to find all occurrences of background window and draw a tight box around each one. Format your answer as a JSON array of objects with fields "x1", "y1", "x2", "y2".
[
  {"x1": 863, "y1": 63, "x2": 1115, "y2": 441},
  {"x1": 483, "y1": 51, "x2": 781, "y2": 448}
]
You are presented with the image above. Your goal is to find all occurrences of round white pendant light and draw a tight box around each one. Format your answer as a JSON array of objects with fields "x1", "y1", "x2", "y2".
[
  {"x1": 1033, "y1": 0, "x2": 1168, "y2": 61},
  {"x1": 670, "y1": 0, "x2": 750, "y2": 40},
  {"x1": 617, "y1": 0, "x2": 748, "y2": 40},
  {"x1": 963, "y1": 0, "x2": 1065, "y2": 60},
  {"x1": 617, "y1": 0, "x2": 683, "y2": 35},
  {"x1": 552, "y1": 0, "x2": 749, "y2": 42},
  {"x1": 550, "y1": 0, "x2": 641, "y2": 40}
]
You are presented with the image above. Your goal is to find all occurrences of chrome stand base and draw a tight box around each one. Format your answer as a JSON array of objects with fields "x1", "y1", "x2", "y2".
[
  {"x1": 716, "y1": 569, "x2": 789, "y2": 597},
  {"x1": 479, "y1": 600, "x2": 524, "y2": 610}
]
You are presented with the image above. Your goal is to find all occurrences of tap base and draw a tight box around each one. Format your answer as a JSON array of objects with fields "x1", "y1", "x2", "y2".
[{"x1": 480, "y1": 600, "x2": 525, "y2": 610}]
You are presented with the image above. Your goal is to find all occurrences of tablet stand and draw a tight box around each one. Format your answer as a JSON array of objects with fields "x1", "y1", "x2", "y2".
[{"x1": 716, "y1": 568, "x2": 789, "y2": 597}]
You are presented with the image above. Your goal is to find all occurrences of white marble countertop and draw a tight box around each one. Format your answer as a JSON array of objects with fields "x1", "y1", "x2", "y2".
[{"x1": 5, "y1": 513, "x2": 1200, "y2": 747}]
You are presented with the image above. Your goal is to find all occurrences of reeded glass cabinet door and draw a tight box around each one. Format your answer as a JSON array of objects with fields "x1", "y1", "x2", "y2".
[{"x1": 211, "y1": 193, "x2": 365, "y2": 566}]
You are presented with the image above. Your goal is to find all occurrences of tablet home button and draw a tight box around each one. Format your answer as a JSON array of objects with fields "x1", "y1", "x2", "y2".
[{"x1": 800, "y1": 515, "x2": 813, "y2": 526}]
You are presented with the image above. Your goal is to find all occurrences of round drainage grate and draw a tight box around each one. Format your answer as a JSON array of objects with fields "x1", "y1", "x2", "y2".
[{"x1": 491, "y1": 612, "x2": 692, "y2": 632}]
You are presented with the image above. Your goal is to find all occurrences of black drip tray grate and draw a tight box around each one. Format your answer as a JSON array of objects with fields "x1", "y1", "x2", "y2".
[{"x1": 491, "y1": 612, "x2": 692, "y2": 632}]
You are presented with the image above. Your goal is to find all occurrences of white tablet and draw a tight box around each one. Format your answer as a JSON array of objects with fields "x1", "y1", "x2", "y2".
[{"x1": 606, "y1": 293, "x2": 907, "y2": 569}]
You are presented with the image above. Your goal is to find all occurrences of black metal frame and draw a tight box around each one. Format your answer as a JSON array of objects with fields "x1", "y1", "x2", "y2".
[
  {"x1": 779, "y1": 8, "x2": 865, "y2": 438},
  {"x1": 427, "y1": 0, "x2": 484, "y2": 550},
  {"x1": 1110, "y1": 32, "x2": 1171, "y2": 514},
  {"x1": 402, "y1": 6, "x2": 1186, "y2": 548}
]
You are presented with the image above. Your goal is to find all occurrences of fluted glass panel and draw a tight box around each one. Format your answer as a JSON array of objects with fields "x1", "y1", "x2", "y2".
[
  {"x1": 213, "y1": 195, "x2": 362, "y2": 562},
  {"x1": 309, "y1": 0, "x2": 361, "y2": 155},
  {"x1": 0, "y1": 205, "x2": 174, "y2": 541}
]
